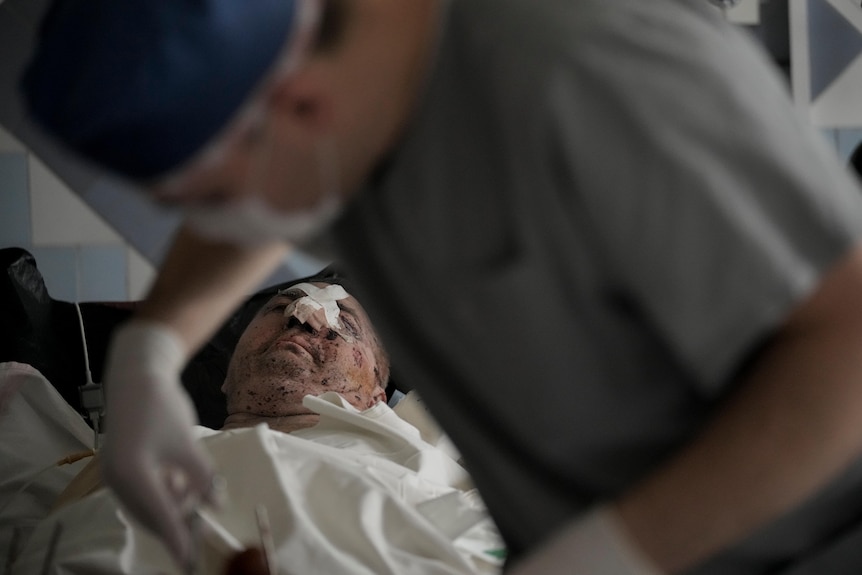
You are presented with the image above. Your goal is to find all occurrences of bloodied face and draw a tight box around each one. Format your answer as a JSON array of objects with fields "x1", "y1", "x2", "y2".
[{"x1": 221, "y1": 282, "x2": 388, "y2": 429}]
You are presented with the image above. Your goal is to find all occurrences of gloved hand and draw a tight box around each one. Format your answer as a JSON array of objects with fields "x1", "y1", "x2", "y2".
[
  {"x1": 507, "y1": 506, "x2": 664, "y2": 575},
  {"x1": 100, "y1": 320, "x2": 216, "y2": 565}
]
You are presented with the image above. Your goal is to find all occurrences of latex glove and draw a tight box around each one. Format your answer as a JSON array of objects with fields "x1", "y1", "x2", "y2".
[
  {"x1": 100, "y1": 321, "x2": 216, "y2": 565},
  {"x1": 507, "y1": 506, "x2": 664, "y2": 575}
]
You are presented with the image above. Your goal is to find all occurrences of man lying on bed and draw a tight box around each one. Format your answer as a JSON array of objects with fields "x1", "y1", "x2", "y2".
[
  {"x1": 34, "y1": 278, "x2": 396, "y2": 501},
  {"x1": 0, "y1": 276, "x2": 503, "y2": 574}
]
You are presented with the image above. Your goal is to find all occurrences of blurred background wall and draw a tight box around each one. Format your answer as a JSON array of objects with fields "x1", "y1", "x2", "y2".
[{"x1": 0, "y1": 0, "x2": 860, "y2": 302}]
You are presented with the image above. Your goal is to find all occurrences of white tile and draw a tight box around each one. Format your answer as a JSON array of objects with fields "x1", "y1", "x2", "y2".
[
  {"x1": 0, "y1": 152, "x2": 31, "y2": 246},
  {"x1": 0, "y1": 124, "x2": 24, "y2": 152},
  {"x1": 726, "y1": 0, "x2": 760, "y2": 24},
  {"x1": 29, "y1": 154, "x2": 124, "y2": 245},
  {"x1": 809, "y1": 55, "x2": 862, "y2": 128},
  {"x1": 29, "y1": 246, "x2": 78, "y2": 301},
  {"x1": 78, "y1": 244, "x2": 127, "y2": 301},
  {"x1": 127, "y1": 246, "x2": 155, "y2": 300}
]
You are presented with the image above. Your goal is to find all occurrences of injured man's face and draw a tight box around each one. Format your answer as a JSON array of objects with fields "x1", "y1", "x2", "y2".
[{"x1": 221, "y1": 281, "x2": 389, "y2": 433}]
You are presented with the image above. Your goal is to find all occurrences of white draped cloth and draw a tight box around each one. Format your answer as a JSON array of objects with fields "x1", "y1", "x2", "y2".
[{"x1": 0, "y1": 362, "x2": 504, "y2": 574}]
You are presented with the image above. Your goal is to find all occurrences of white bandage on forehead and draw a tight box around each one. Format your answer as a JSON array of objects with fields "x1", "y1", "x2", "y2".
[{"x1": 281, "y1": 283, "x2": 351, "y2": 339}]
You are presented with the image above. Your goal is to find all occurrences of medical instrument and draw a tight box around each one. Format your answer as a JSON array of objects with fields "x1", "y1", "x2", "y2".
[
  {"x1": 74, "y1": 301, "x2": 104, "y2": 450},
  {"x1": 223, "y1": 506, "x2": 276, "y2": 575},
  {"x1": 186, "y1": 506, "x2": 243, "y2": 574},
  {"x1": 0, "y1": 450, "x2": 95, "y2": 518},
  {"x1": 185, "y1": 503, "x2": 279, "y2": 575}
]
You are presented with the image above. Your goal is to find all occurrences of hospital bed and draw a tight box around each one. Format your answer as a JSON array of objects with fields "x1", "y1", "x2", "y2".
[{"x1": 0, "y1": 246, "x2": 504, "y2": 574}]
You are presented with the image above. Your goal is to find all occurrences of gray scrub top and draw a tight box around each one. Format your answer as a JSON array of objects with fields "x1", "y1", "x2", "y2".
[{"x1": 332, "y1": 0, "x2": 862, "y2": 572}]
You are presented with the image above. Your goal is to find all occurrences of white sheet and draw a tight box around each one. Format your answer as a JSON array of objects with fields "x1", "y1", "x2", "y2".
[
  {"x1": 0, "y1": 362, "x2": 94, "y2": 561},
  {"x1": 0, "y1": 362, "x2": 504, "y2": 574}
]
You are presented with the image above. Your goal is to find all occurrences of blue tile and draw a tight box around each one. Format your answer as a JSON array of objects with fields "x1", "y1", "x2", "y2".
[
  {"x1": 78, "y1": 245, "x2": 127, "y2": 302},
  {"x1": 28, "y1": 245, "x2": 128, "y2": 302},
  {"x1": 808, "y1": 0, "x2": 862, "y2": 101},
  {"x1": 0, "y1": 152, "x2": 31, "y2": 247},
  {"x1": 837, "y1": 129, "x2": 862, "y2": 164},
  {"x1": 29, "y1": 246, "x2": 78, "y2": 301}
]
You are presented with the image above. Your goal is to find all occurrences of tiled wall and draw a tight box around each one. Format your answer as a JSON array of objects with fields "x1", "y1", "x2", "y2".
[
  {"x1": 826, "y1": 127, "x2": 862, "y2": 162},
  {"x1": 3, "y1": 117, "x2": 858, "y2": 308},
  {"x1": 0, "y1": 124, "x2": 154, "y2": 301}
]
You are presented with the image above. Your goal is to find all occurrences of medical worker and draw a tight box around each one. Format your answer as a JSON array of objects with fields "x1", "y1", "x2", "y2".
[{"x1": 21, "y1": 0, "x2": 862, "y2": 573}]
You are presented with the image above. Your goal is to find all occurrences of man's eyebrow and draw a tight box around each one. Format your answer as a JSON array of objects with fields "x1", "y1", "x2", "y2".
[
  {"x1": 337, "y1": 300, "x2": 360, "y2": 315},
  {"x1": 264, "y1": 293, "x2": 295, "y2": 308},
  {"x1": 275, "y1": 287, "x2": 304, "y2": 298}
]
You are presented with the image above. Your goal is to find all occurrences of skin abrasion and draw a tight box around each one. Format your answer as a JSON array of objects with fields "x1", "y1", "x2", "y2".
[{"x1": 221, "y1": 282, "x2": 389, "y2": 433}]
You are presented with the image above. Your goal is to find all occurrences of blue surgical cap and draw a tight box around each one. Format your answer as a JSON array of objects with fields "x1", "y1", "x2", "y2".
[{"x1": 22, "y1": 0, "x2": 298, "y2": 180}]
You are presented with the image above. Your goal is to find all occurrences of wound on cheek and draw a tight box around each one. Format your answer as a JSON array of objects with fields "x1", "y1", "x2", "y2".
[{"x1": 353, "y1": 348, "x2": 364, "y2": 368}]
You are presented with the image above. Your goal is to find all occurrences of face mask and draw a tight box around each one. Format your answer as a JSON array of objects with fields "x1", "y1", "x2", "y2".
[
  {"x1": 185, "y1": 136, "x2": 344, "y2": 246},
  {"x1": 185, "y1": 191, "x2": 342, "y2": 246}
]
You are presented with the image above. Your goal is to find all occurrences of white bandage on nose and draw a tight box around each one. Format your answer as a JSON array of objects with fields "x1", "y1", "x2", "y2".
[{"x1": 282, "y1": 283, "x2": 352, "y2": 340}]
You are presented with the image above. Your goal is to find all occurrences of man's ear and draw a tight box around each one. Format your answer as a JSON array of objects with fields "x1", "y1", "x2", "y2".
[
  {"x1": 266, "y1": 71, "x2": 334, "y2": 133},
  {"x1": 372, "y1": 385, "x2": 387, "y2": 407}
]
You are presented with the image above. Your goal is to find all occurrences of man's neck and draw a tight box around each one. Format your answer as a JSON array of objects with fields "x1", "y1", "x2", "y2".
[{"x1": 221, "y1": 412, "x2": 321, "y2": 434}]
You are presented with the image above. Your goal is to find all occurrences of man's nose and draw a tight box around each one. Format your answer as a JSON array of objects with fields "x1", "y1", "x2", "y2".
[
  {"x1": 285, "y1": 304, "x2": 323, "y2": 329},
  {"x1": 285, "y1": 315, "x2": 315, "y2": 332},
  {"x1": 285, "y1": 315, "x2": 337, "y2": 339}
]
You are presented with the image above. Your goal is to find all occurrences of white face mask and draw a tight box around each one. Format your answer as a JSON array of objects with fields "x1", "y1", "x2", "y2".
[
  {"x1": 185, "y1": 136, "x2": 344, "y2": 246},
  {"x1": 185, "y1": 191, "x2": 342, "y2": 246}
]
